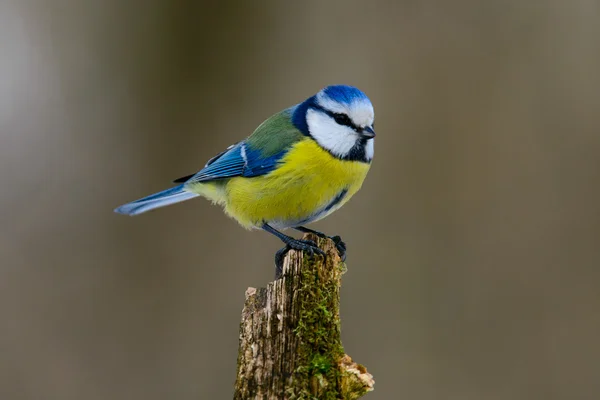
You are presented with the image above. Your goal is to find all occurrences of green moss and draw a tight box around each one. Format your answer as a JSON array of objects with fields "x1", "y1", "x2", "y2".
[
  {"x1": 287, "y1": 237, "x2": 346, "y2": 399},
  {"x1": 310, "y1": 354, "x2": 333, "y2": 374}
]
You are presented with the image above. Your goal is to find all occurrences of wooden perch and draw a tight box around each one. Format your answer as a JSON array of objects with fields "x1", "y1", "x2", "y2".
[{"x1": 234, "y1": 234, "x2": 374, "y2": 400}]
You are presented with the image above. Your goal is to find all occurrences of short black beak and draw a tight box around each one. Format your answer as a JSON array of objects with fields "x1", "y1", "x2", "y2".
[{"x1": 361, "y1": 126, "x2": 376, "y2": 139}]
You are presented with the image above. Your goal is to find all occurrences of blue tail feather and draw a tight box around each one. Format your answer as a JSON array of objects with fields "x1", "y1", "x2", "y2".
[{"x1": 114, "y1": 185, "x2": 198, "y2": 216}]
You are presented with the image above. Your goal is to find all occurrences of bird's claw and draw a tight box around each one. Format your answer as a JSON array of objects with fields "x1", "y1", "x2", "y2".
[
  {"x1": 293, "y1": 227, "x2": 347, "y2": 261},
  {"x1": 274, "y1": 239, "x2": 326, "y2": 279},
  {"x1": 274, "y1": 247, "x2": 288, "y2": 279},
  {"x1": 307, "y1": 231, "x2": 347, "y2": 261},
  {"x1": 285, "y1": 238, "x2": 326, "y2": 257},
  {"x1": 329, "y1": 235, "x2": 347, "y2": 261}
]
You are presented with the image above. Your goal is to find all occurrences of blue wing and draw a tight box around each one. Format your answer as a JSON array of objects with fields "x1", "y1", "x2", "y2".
[{"x1": 180, "y1": 141, "x2": 288, "y2": 184}]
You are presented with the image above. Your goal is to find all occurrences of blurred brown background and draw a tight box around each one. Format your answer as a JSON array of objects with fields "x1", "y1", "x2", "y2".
[{"x1": 1, "y1": 1, "x2": 599, "y2": 399}]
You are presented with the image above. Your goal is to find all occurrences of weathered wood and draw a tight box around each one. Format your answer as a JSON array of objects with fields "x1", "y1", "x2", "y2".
[{"x1": 234, "y1": 234, "x2": 374, "y2": 400}]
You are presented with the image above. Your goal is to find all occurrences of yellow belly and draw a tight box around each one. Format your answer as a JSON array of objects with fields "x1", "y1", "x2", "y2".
[{"x1": 192, "y1": 139, "x2": 370, "y2": 229}]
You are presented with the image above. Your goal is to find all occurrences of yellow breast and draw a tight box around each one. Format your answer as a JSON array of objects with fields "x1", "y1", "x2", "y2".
[{"x1": 221, "y1": 138, "x2": 371, "y2": 229}]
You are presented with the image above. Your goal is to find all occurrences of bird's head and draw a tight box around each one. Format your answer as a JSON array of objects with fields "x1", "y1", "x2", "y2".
[{"x1": 292, "y1": 85, "x2": 375, "y2": 162}]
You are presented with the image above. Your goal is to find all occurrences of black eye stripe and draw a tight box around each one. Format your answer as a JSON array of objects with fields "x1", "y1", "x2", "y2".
[
  {"x1": 330, "y1": 112, "x2": 358, "y2": 131},
  {"x1": 312, "y1": 104, "x2": 360, "y2": 131},
  {"x1": 333, "y1": 113, "x2": 353, "y2": 127}
]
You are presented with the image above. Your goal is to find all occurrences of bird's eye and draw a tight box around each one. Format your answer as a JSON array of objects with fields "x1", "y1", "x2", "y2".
[{"x1": 333, "y1": 113, "x2": 352, "y2": 127}]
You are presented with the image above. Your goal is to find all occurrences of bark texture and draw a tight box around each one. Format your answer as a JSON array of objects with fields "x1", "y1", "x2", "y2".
[{"x1": 234, "y1": 234, "x2": 374, "y2": 400}]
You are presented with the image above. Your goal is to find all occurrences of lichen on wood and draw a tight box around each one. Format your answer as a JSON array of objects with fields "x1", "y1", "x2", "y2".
[{"x1": 234, "y1": 234, "x2": 374, "y2": 399}]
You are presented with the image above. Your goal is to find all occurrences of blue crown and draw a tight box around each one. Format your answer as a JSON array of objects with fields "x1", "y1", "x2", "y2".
[{"x1": 321, "y1": 85, "x2": 371, "y2": 106}]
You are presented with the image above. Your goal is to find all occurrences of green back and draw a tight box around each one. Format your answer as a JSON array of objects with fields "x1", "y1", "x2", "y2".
[{"x1": 245, "y1": 108, "x2": 305, "y2": 157}]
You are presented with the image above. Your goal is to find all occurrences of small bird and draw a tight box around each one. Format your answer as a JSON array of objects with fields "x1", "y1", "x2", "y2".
[{"x1": 115, "y1": 85, "x2": 375, "y2": 276}]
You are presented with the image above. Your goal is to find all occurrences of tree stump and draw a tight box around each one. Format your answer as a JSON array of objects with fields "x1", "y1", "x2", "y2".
[{"x1": 234, "y1": 234, "x2": 374, "y2": 399}]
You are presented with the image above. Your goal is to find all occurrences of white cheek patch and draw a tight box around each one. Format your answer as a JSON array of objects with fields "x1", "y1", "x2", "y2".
[{"x1": 306, "y1": 108, "x2": 358, "y2": 157}]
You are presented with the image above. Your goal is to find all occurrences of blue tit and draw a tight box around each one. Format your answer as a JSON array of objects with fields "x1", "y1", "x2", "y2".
[{"x1": 115, "y1": 85, "x2": 375, "y2": 273}]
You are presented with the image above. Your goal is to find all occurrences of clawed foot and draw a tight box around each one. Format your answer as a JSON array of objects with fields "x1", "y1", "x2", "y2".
[
  {"x1": 295, "y1": 227, "x2": 347, "y2": 262},
  {"x1": 328, "y1": 235, "x2": 347, "y2": 262},
  {"x1": 264, "y1": 223, "x2": 346, "y2": 279},
  {"x1": 274, "y1": 238, "x2": 326, "y2": 279}
]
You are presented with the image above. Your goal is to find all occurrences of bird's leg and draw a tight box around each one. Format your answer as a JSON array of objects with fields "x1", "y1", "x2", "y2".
[
  {"x1": 263, "y1": 223, "x2": 326, "y2": 279},
  {"x1": 294, "y1": 226, "x2": 347, "y2": 261}
]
